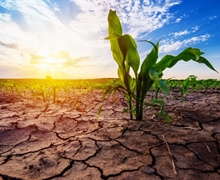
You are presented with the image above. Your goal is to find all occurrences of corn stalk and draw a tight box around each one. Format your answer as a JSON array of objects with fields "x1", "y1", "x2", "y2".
[{"x1": 105, "y1": 9, "x2": 217, "y2": 120}]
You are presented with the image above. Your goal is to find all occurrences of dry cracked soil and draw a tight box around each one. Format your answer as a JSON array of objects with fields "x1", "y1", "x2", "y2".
[{"x1": 0, "y1": 89, "x2": 220, "y2": 180}]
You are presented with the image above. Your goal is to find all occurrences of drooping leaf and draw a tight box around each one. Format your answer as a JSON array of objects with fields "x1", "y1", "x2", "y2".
[
  {"x1": 195, "y1": 56, "x2": 218, "y2": 73},
  {"x1": 153, "y1": 47, "x2": 218, "y2": 73}
]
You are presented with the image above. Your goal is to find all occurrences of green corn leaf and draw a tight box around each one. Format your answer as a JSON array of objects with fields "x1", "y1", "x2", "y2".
[
  {"x1": 107, "y1": 10, "x2": 122, "y2": 37},
  {"x1": 105, "y1": 9, "x2": 218, "y2": 121},
  {"x1": 105, "y1": 33, "x2": 122, "y2": 40},
  {"x1": 158, "y1": 80, "x2": 169, "y2": 95},
  {"x1": 139, "y1": 41, "x2": 159, "y2": 79},
  {"x1": 149, "y1": 67, "x2": 160, "y2": 81},
  {"x1": 106, "y1": 10, "x2": 124, "y2": 72},
  {"x1": 117, "y1": 67, "x2": 130, "y2": 91},
  {"x1": 149, "y1": 68, "x2": 169, "y2": 95},
  {"x1": 153, "y1": 54, "x2": 174, "y2": 74},
  {"x1": 118, "y1": 34, "x2": 140, "y2": 77},
  {"x1": 109, "y1": 38, "x2": 124, "y2": 68},
  {"x1": 153, "y1": 47, "x2": 218, "y2": 73},
  {"x1": 138, "y1": 41, "x2": 159, "y2": 106},
  {"x1": 196, "y1": 56, "x2": 218, "y2": 73},
  {"x1": 140, "y1": 78, "x2": 154, "y2": 100},
  {"x1": 124, "y1": 71, "x2": 133, "y2": 93},
  {"x1": 118, "y1": 67, "x2": 125, "y2": 82}
]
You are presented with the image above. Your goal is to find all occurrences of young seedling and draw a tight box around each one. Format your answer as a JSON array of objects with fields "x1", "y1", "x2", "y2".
[
  {"x1": 180, "y1": 77, "x2": 190, "y2": 101},
  {"x1": 104, "y1": 9, "x2": 218, "y2": 120}
]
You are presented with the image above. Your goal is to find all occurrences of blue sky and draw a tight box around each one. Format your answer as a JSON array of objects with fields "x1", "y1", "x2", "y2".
[{"x1": 0, "y1": 0, "x2": 219, "y2": 79}]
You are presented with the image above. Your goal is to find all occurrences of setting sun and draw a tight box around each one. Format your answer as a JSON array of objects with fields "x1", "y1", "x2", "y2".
[{"x1": 37, "y1": 57, "x2": 65, "y2": 71}]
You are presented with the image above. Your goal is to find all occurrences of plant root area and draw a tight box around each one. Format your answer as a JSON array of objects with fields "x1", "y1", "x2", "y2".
[{"x1": 0, "y1": 90, "x2": 220, "y2": 180}]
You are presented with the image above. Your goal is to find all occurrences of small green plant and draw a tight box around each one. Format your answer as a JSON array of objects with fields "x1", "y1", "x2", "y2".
[
  {"x1": 178, "y1": 75, "x2": 198, "y2": 100},
  {"x1": 104, "y1": 9, "x2": 217, "y2": 120},
  {"x1": 198, "y1": 79, "x2": 217, "y2": 93}
]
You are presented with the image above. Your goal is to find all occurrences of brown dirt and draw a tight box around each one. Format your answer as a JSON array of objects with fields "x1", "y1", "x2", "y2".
[{"x1": 0, "y1": 90, "x2": 219, "y2": 180}]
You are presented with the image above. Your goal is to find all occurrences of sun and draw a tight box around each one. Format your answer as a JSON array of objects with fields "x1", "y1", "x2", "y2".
[
  {"x1": 32, "y1": 50, "x2": 70, "y2": 78},
  {"x1": 38, "y1": 57, "x2": 64, "y2": 71},
  {"x1": 35, "y1": 55, "x2": 66, "y2": 79}
]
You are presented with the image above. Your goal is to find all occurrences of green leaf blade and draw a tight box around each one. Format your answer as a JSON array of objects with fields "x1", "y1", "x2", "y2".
[
  {"x1": 153, "y1": 47, "x2": 218, "y2": 73},
  {"x1": 139, "y1": 41, "x2": 159, "y2": 80},
  {"x1": 118, "y1": 34, "x2": 140, "y2": 77},
  {"x1": 107, "y1": 10, "x2": 122, "y2": 37}
]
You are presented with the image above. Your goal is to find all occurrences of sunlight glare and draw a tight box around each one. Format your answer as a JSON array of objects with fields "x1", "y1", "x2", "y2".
[{"x1": 37, "y1": 57, "x2": 65, "y2": 71}]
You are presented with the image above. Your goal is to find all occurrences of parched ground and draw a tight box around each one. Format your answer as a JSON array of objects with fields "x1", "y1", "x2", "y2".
[{"x1": 0, "y1": 90, "x2": 220, "y2": 180}]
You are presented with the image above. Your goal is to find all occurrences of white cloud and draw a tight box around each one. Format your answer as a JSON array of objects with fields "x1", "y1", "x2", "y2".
[
  {"x1": 169, "y1": 26, "x2": 200, "y2": 38},
  {"x1": 173, "y1": 14, "x2": 188, "y2": 24},
  {"x1": 192, "y1": 26, "x2": 199, "y2": 32},
  {"x1": 72, "y1": 0, "x2": 182, "y2": 38},
  {"x1": 209, "y1": 15, "x2": 218, "y2": 20},
  {"x1": 3, "y1": 0, "x2": 210, "y2": 78},
  {"x1": 162, "y1": 25, "x2": 207, "y2": 53},
  {"x1": 173, "y1": 30, "x2": 190, "y2": 37},
  {"x1": 160, "y1": 34, "x2": 211, "y2": 53},
  {"x1": 0, "y1": 0, "x2": 183, "y2": 54},
  {"x1": 175, "y1": 18, "x2": 181, "y2": 23},
  {"x1": 0, "y1": 13, "x2": 11, "y2": 21}
]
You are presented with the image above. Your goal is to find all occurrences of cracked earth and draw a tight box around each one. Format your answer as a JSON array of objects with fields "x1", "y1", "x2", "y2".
[{"x1": 0, "y1": 90, "x2": 220, "y2": 180}]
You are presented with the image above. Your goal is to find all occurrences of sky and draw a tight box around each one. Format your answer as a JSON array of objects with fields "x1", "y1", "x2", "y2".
[{"x1": 0, "y1": 0, "x2": 219, "y2": 80}]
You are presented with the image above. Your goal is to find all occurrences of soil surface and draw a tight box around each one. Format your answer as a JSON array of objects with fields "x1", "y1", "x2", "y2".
[{"x1": 0, "y1": 90, "x2": 220, "y2": 180}]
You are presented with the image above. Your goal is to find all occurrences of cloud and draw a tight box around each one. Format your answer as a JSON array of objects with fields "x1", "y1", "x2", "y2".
[
  {"x1": 209, "y1": 15, "x2": 218, "y2": 20},
  {"x1": 160, "y1": 25, "x2": 210, "y2": 53},
  {"x1": 63, "y1": 57, "x2": 90, "y2": 67},
  {"x1": 72, "y1": 0, "x2": 182, "y2": 38},
  {"x1": 0, "y1": 13, "x2": 11, "y2": 21},
  {"x1": 0, "y1": 0, "x2": 182, "y2": 54},
  {"x1": 169, "y1": 26, "x2": 200, "y2": 38},
  {"x1": 160, "y1": 34, "x2": 211, "y2": 53},
  {"x1": 192, "y1": 26, "x2": 199, "y2": 32},
  {"x1": 175, "y1": 18, "x2": 181, "y2": 23},
  {"x1": 3, "y1": 0, "x2": 213, "y2": 79},
  {"x1": 29, "y1": 51, "x2": 90, "y2": 68},
  {"x1": 30, "y1": 54, "x2": 45, "y2": 64},
  {"x1": 173, "y1": 14, "x2": 188, "y2": 24},
  {"x1": 172, "y1": 30, "x2": 190, "y2": 37},
  {"x1": 0, "y1": 40, "x2": 18, "y2": 49}
]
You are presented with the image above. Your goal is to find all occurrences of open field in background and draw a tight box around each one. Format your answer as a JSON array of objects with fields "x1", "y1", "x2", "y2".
[
  {"x1": 0, "y1": 77, "x2": 220, "y2": 104},
  {"x1": 0, "y1": 77, "x2": 220, "y2": 179}
]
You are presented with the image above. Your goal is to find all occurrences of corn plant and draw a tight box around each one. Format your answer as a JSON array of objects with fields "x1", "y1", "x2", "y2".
[
  {"x1": 151, "y1": 80, "x2": 162, "y2": 99},
  {"x1": 198, "y1": 79, "x2": 218, "y2": 93},
  {"x1": 211, "y1": 79, "x2": 220, "y2": 91},
  {"x1": 30, "y1": 84, "x2": 47, "y2": 101},
  {"x1": 179, "y1": 75, "x2": 197, "y2": 101},
  {"x1": 4, "y1": 80, "x2": 15, "y2": 94},
  {"x1": 104, "y1": 9, "x2": 217, "y2": 120},
  {"x1": 187, "y1": 75, "x2": 198, "y2": 93}
]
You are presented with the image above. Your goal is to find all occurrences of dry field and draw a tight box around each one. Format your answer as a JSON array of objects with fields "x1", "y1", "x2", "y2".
[{"x1": 0, "y1": 80, "x2": 220, "y2": 179}]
